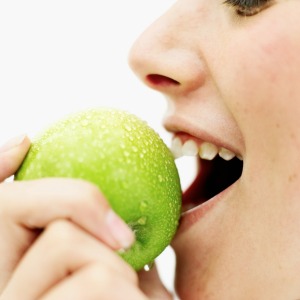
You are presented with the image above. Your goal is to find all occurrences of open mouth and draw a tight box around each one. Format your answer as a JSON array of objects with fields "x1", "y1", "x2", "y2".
[
  {"x1": 182, "y1": 156, "x2": 243, "y2": 212},
  {"x1": 171, "y1": 136, "x2": 243, "y2": 213}
]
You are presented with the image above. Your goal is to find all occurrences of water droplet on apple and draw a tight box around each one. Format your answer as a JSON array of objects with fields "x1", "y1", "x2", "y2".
[
  {"x1": 137, "y1": 216, "x2": 147, "y2": 225},
  {"x1": 143, "y1": 261, "x2": 154, "y2": 272},
  {"x1": 81, "y1": 120, "x2": 88, "y2": 127},
  {"x1": 158, "y1": 175, "x2": 163, "y2": 182},
  {"x1": 124, "y1": 124, "x2": 132, "y2": 132},
  {"x1": 139, "y1": 201, "x2": 148, "y2": 212}
]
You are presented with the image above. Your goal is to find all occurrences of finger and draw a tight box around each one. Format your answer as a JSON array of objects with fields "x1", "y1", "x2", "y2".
[
  {"x1": 138, "y1": 264, "x2": 173, "y2": 299},
  {"x1": 0, "y1": 178, "x2": 134, "y2": 291},
  {"x1": 0, "y1": 135, "x2": 31, "y2": 181},
  {"x1": 41, "y1": 263, "x2": 146, "y2": 300},
  {"x1": 0, "y1": 178, "x2": 135, "y2": 251},
  {"x1": 2, "y1": 220, "x2": 138, "y2": 300}
]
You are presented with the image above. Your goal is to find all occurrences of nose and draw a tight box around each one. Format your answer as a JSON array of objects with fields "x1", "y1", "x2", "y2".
[{"x1": 128, "y1": 2, "x2": 206, "y2": 96}]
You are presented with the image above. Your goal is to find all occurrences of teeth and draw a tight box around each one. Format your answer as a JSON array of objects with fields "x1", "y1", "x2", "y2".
[
  {"x1": 170, "y1": 137, "x2": 183, "y2": 158},
  {"x1": 182, "y1": 140, "x2": 198, "y2": 156},
  {"x1": 237, "y1": 155, "x2": 243, "y2": 161},
  {"x1": 218, "y1": 147, "x2": 236, "y2": 161},
  {"x1": 199, "y1": 142, "x2": 218, "y2": 160},
  {"x1": 171, "y1": 138, "x2": 242, "y2": 161}
]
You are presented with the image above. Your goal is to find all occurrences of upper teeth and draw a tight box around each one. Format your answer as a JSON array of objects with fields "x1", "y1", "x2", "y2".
[{"x1": 171, "y1": 137, "x2": 242, "y2": 161}]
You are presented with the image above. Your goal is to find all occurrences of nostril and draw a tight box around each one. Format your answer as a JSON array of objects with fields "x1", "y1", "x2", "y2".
[{"x1": 146, "y1": 74, "x2": 180, "y2": 87}]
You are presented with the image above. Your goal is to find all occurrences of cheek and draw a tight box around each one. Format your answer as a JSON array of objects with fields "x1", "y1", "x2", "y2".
[
  {"x1": 219, "y1": 6, "x2": 300, "y2": 206},
  {"x1": 223, "y1": 13, "x2": 300, "y2": 146}
]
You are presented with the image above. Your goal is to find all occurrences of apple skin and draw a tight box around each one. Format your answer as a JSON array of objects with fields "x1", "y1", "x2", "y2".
[{"x1": 15, "y1": 108, "x2": 182, "y2": 270}]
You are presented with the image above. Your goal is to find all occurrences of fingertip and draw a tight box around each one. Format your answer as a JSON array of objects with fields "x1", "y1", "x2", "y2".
[
  {"x1": 0, "y1": 134, "x2": 31, "y2": 181},
  {"x1": 0, "y1": 134, "x2": 29, "y2": 152},
  {"x1": 105, "y1": 210, "x2": 135, "y2": 250},
  {"x1": 21, "y1": 135, "x2": 31, "y2": 149}
]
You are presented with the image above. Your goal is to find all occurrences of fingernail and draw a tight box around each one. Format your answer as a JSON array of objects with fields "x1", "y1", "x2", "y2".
[
  {"x1": 0, "y1": 134, "x2": 27, "y2": 153},
  {"x1": 106, "y1": 210, "x2": 135, "y2": 249}
]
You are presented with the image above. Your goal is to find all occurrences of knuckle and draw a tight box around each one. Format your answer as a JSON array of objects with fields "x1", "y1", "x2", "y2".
[
  {"x1": 92, "y1": 260, "x2": 138, "y2": 286},
  {"x1": 81, "y1": 263, "x2": 140, "y2": 297},
  {"x1": 73, "y1": 264, "x2": 120, "y2": 298},
  {"x1": 43, "y1": 220, "x2": 76, "y2": 254},
  {"x1": 127, "y1": 267, "x2": 139, "y2": 284},
  {"x1": 87, "y1": 263, "x2": 116, "y2": 286}
]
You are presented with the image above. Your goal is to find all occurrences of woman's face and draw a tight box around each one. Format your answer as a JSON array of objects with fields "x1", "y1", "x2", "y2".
[{"x1": 129, "y1": 0, "x2": 300, "y2": 298}]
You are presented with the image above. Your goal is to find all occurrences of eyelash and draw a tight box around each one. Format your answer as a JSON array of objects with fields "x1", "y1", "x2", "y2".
[{"x1": 224, "y1": 0, "x2": 271, "y2": 16}]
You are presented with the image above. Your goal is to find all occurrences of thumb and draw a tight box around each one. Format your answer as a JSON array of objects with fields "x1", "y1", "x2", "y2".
[
  {"x1": 138, "y1": 264, "x2": 174, "y2": 300},
  {"x1": 0, "y1": 135, "x2": 31, "y2": 182}
]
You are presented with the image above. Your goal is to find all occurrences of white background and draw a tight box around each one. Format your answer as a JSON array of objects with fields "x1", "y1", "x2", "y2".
[{"x1": 0, "y1": 0, "x2": 196, "y2": 294}]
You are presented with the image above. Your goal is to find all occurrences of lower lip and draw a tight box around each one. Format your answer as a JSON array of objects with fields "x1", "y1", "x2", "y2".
[{"x1": 175, "y1": 183, "x2": 234, "y2": 235}]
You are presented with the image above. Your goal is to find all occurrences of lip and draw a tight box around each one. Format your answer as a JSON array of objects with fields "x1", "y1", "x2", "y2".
[
  {"x1": 175, "y1": 182, "x2": 235, "y2": 235},
  {"x1": 164, "y1": 113, "x2": 243, "y2": 236},
  {"x1": 164, "y1": 114, "x2": 243, "y2": 156}
]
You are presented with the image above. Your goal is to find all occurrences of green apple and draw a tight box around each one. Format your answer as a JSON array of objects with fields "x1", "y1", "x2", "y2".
[{"x1": 15, "y1": 108, "x2": 182, "y2": 270}]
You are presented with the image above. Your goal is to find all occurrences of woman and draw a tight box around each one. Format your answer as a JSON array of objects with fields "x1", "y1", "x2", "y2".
[
  {"x1": 129, "y1": 0, "x2": 300, "y2": 298},
  {"x1": 1, "y1": 0, "x2": 300, "y2": 298}
]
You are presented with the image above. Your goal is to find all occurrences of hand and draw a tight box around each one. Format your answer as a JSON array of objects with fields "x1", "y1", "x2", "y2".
[
  {"x1": 0, "y1": 135, "x2": 134, "y2": 291},
  {"x1": 1, "y1": 219, "x2": 145, "y2": 299},
  {"x1": 0, "y1": 135, "x2": 173, "y2": 299}
]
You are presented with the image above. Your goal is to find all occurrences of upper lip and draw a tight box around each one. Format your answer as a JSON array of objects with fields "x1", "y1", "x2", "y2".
[{"x1": 163, "y1": 114, "x2": 243, "y2": 156}]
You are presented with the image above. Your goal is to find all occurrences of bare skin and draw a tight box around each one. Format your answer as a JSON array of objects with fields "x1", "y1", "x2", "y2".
[{"x1": 129, "y1": 0, "x2": 300, "y2": 298}]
